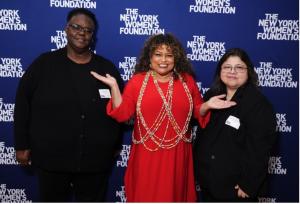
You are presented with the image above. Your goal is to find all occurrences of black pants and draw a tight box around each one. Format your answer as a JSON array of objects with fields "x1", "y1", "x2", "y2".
[
  {"x1": 37, "y1": 168, "x2": 109, "y2": 202},
  {"x1": 199, "y1": 188, "x2": 258, "y2": 202}
]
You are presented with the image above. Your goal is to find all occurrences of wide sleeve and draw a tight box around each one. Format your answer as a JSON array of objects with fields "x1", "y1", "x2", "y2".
[
  {"x1": 106, "y1": 74, "x2": 139, "y2": 122},
  {"x1": 14, "y1": 55, "x2": 44, "y2": 150},
  {"x1": 238, "y1": 99, "x2": 277, "y2": 197},
  {"x1": 188, "y1": 76, "x2": 210, "y2": 128}
]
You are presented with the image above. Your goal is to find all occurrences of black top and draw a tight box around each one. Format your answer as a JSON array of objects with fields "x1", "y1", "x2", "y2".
[
  {"x1": 14, "y1": 48, "x2": 123, "y2": 173},
  {"x1": 194, "y1": 83, "x2": 277, "y2": 200}
]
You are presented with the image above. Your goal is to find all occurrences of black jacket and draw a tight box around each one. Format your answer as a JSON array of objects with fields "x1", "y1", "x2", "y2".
[
  {"x1": 194, "y1": 83, "x2": 277, "y2": 200},
  {"x1": 14, "y1": 48, "x2": 123, "y2": 173}
]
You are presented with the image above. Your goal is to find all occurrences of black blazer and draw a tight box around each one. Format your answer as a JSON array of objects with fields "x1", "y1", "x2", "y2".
[
  {"x1": 194, "y1": 83, "x2": 277, "y2": 200},
  {"x1": 14, "y1": 48, "x2": 123, "y2": 173}
]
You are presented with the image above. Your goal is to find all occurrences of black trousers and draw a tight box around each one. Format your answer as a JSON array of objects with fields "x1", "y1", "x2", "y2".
[
  {"x1": 37, "y1": 168, "x2": 109, "y2": 202},
  {"x1": 199, "y1": 188, "x2": 258, "y2": 202}
]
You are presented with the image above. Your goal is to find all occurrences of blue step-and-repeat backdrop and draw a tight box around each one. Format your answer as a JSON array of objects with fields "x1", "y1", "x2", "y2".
[{"x1": 0, "y1": 0, "x2": 299, "y2": 202}]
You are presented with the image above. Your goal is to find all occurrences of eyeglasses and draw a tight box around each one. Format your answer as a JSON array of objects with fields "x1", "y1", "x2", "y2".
[
  {"x1": 221, "y1": 65, "x2": 247, "y2": 73},
  {"x1": 68, "y1": 23, "x2": 94, "y2": 35}
]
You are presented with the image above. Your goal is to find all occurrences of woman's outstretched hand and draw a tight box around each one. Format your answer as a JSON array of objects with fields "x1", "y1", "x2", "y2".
[
  {"x1": 207, "y1": 94, "x2": 236, "y2": 109},
  {"x1": 90, "y1": 71, "x2": 118, "y2": 88},
  {"x1": 200, "y1": 94, "x2": 236, "y2": 116},
  {"x1": 90, "y1": 71, "x2": 122, "y2": 108}
]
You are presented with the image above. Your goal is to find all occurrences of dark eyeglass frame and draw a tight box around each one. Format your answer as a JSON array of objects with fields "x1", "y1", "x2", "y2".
[
  {"x1": 221, "y1": 65, "x2": 248, "y2": 73},
  {"x1": 68, "y1": 23, "x2": 94, "y2": 35}
]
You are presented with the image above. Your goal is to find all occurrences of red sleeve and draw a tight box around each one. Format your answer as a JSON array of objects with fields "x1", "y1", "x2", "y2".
[
  {"x1": 106, "y1": 74, "x2": 140, "y2": 122},
  {"x1": 186, "y1": 75, "x2": 210, "y2": 128}
]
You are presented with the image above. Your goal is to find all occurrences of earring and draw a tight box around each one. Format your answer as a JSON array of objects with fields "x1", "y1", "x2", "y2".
[{"x1": 174, "y1": 67, "x2": 177, "y2": 73}]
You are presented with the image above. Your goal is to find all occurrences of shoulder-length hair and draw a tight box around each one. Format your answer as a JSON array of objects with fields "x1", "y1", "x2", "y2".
[
  {"x1": 134, "y1": 33, "x2": 195, "y2": 79},
  {"x1": 210, "y1": 48, "x2": 258, "y2": 94}
]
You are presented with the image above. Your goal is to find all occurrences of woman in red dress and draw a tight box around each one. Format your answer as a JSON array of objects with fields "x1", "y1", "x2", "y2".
[{"x1": 91, "y1": 33, "x2": 235, "y2": 202}]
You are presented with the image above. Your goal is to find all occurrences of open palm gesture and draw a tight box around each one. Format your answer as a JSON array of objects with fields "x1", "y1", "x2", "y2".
[
  {"x1": 207, "y1": 94, "x2": 236, "y2": 109},
  {"x1": 90, "y1": 71, "x2": 118, "y2": 88}
]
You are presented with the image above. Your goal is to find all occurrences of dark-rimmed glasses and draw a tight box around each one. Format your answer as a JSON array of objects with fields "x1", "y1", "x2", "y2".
[{"x1": 68, "y1": 23, "x2": 94, "y2": 35}]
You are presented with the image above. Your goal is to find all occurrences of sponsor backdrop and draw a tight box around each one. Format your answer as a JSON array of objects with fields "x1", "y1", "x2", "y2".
[{"x1": 0, "y1": 0, "x2": 298, "y2": 202}]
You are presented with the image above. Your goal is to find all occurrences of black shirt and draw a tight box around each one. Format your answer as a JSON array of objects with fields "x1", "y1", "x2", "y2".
[{"x1": 14, "y1": 48, "x2": 123, "y2": 173}]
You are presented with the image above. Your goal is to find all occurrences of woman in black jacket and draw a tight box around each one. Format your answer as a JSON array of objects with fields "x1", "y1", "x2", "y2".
[
  {"x1": 194, "y1": 48, "x2": 277, "y2": 202},
  {"x1": 14, "y1": 8, "x2": 123, "y2": 202}
]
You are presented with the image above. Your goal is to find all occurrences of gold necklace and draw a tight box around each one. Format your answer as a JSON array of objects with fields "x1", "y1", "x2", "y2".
[{"x1": 132, "y1": 71, "x2": 194, "y2": 151}]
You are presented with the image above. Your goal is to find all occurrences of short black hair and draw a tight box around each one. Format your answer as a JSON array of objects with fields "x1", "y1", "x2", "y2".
[{"x1": 67, "y1": 8, "x2": 98, "y2": 29}]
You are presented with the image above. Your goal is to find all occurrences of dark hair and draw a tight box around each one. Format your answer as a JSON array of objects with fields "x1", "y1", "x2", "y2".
[
  {"x1": 210, "y1": 48, "x2": 258, "y2": 94},
  {"x1": 67, "y1": 8, "x2": 98, "y2": 31},
  {"x1": 134, "y1": 33, "x2": 195, "y2": 79}
]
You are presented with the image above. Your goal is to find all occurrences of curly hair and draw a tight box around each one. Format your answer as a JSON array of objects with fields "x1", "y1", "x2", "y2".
[
  {"x1": 134, "y1": 33, "x2": 195, "y2": 79},
  {"x1": 210, "y1": 47, "x2": 259, "y2": 94}
]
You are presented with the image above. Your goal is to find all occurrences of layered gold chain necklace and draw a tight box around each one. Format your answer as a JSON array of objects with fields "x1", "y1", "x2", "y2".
[{"x1": 133, "y1": 71, "x2": 193, "y2": 151}]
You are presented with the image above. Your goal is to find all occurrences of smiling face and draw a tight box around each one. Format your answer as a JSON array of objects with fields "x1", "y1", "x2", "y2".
[
  {"x1": 150, "y1": 44, "x2": 175, "y2": 80},
  {"x1": 220, "y1": 56, "x2": 248, "y2": 91},
  {"x1": 65, "y1": 14, "x2": 95, "y2": 54}
]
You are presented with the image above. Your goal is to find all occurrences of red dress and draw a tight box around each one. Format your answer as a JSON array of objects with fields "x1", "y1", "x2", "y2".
[{"x1": 107, "y1": 72, "x2": 209, "y2": 202}]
